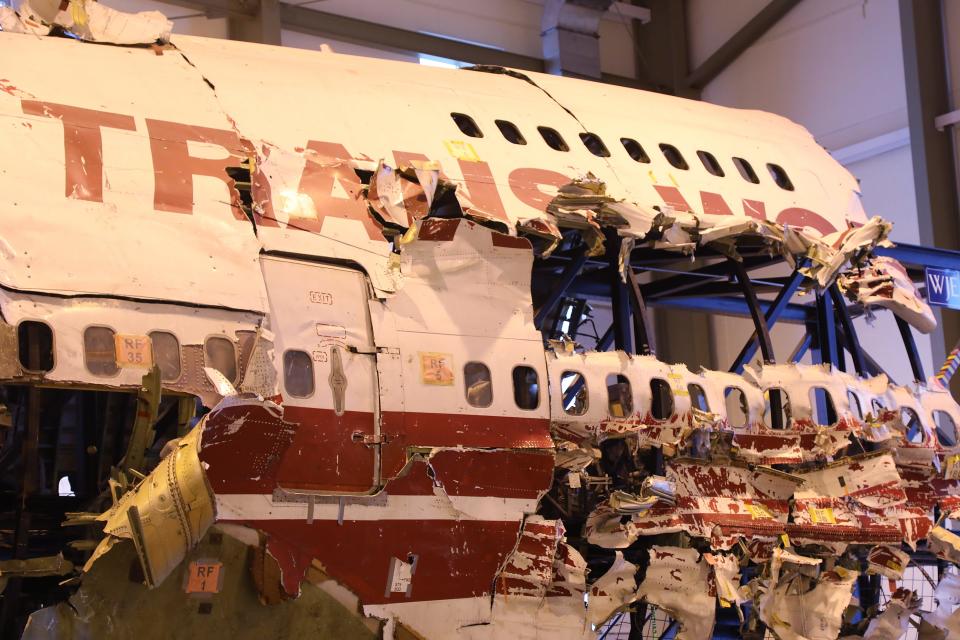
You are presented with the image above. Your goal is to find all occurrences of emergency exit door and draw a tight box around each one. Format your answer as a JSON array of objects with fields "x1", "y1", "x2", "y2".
[{"x1": 260, "y1": 256, "x2": 380, "y2": 494}]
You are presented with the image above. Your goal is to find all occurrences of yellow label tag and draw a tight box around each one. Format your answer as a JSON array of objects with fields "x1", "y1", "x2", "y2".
[
  {"x1": 779, "y1": 533, "x2": 790, "y2": 547},
  {"x1": 419, "y1": 352, "x2": 454, "y2": 386},
  {"x1": 807, "y1": 506, "x2": 836, "y2": 524},
  {"x1": 746, "y1": 501, "x2": 774, "y2": 520},
  {"x1": 114, "y1": 334, "x2": 152, "y2": 368},
  {"x1": 444, "y1": 140, "x2": 480, "y2": 162}
]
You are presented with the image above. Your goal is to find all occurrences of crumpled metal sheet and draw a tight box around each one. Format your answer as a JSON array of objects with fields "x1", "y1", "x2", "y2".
[
  {"x1": 756, "y1": 548, "x2": 857, "y2": 640},
  {"x1": 81, "y1": 423, "x2": 214, "y2": 588},
  {"x1": 919, "y1": 572, "x2": 960, "y2": 638},
  {"x1": 864, "y1": 588, "x2": 921, "y2": 640},
  {"x1": 5, "y1": 0, "x2": 172, "y2": 44},
  {"x1": 839, "y1": 256, "x2": 936, "y2": 334},
  {"x1": 586, "y1": 552, "x2": 637, "y2": 626},
  {"x1": 635, "y1": 546, "x2": 715, "y2": 640},
  {"x1": 865, "y1": 544, "x2": 910, "y2": 580}
]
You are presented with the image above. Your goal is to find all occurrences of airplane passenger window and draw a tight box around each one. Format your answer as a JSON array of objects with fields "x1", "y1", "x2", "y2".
[
  {"x1": 724, "y1": 387, "x2": 749, "y2": 428},
  {"x1": 148, "y1": 331, "x2": 181, "y2": 382},
  {"x1": 659, "y1": 144, "x2": 689, "y2": 170},
  {"x1": 17, "y1": 320, "x2": 54, "y2": 373},
  {"x1": 606, "y1": 374, "x2": 633, "y2": 417},
  {"x1": 84, "y1": 326, "x2": 118, "y2": 377},
  {"x1": 871, "y1": 398, "x2": 887, "y2": 417},
  {"x1": 847, "y1": 391, "x2": 863, "y2": 420},
  {"x1": 464, "y1": 361, "x2": 493, "y2": 408},
  {"x1": 451, "y1": 112, "x2": 483, "y2": 138},
  {"x1": 901, "y1": 407, "x2": 925, "y2": 443},
  {"x1": 205, "y1": 336, "x2": 238, "y2": 383},
  {"x1": 697, "y1": 150, "x2": 725, "y2": 177},
  {"x1": 580, "y1": 133, "x2": 610, "y2": 157},
  {"x1": 561, "y1": 371, "x2": 588, "y2": 415},
  {"x1": 650, "y1": 379, "x2": 675, "y2": 420},
  {"x1": 767, "y1": 163, "x2": 795, "y2": 191},
  {"x1": 688, "y1": 384, "x2": 709, "y2": 411},
  {"x1": 620, "y1": 138, "x2": 650, "y2": 163},
  {"x1": 732, "y1": 157, "x2": 760, "y2": 184},
  {"x1": 537, "y1": 126, "x2": 569, "y2": 152},
  {"x1": 763, "y1": 388, "x2": 791, "y2": 429},
  {"x1": 495, "y1": 120, "x2": 527, "y2": 145},
  {"x1": 808, "y1": 387, "x2": 837, "y2": 426},
  {"x1": 934, "y1": 410, "x2": 958, "y2": 447},
  {"x1": 513, "y1": 365, "x2": 540, "y2": 410},
  {"x1": 283, "y1": 350, "x2": 314, "y2": 398}
]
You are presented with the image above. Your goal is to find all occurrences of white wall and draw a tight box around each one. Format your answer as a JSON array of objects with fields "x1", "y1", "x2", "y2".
[{"x1": 689, "y1": 0, "x2": 932, "y2": 383}]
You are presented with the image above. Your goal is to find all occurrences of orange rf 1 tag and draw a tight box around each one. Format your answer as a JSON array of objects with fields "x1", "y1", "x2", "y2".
[{"x1": 185, "y1": 560, "x2": 224, "y2": 595}]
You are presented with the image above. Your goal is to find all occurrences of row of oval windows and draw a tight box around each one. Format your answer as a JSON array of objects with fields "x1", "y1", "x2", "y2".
[
  {"x1": 19, "y1": 320, "x2": 957, "y2": 446},
  {"x1": 17, "y1": 321, "x2": 239, "y2": 384},
  {"x1": 450, "y1": 112, "x2": 796, "y2": 191}
]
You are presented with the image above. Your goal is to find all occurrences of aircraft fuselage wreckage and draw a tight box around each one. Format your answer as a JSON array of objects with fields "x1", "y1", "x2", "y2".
[{"x1": 1, "y1": 5, "x2": 959, "y2": 639}]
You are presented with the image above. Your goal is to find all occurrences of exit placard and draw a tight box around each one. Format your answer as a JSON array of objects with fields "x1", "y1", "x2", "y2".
[{"x1": 926, "y1": 267, "x2": 960, "y2": 309}]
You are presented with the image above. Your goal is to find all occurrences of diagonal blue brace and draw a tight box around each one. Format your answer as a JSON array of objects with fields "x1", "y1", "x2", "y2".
[
  {"x1": 729, "y1": 266, "x2": 806, "y2": 373},
  {"x1": 534, "y1": 245, "x2": 589, "y2": 330}
]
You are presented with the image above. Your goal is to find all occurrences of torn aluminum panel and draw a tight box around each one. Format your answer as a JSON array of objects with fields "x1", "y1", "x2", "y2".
[
  {"x1": 920, "y1": 572, "x2": 960, "y2": 638},
  {"x1": 864, "y1": 588, "x2": 921, "y2": 640},
  {"x1": 839, "y1": 256, "x2": 936, "y2": 334},
  {"x1": 865, "y1": 544, "x2": 910, "y2": 580},
  {"x1": 636, "y1": 546, "x2": 715, "y2": 640},
  {"x1": 587, "y1": 552, "x2": 637, "y2": 627},
  {"x1": 789, "y1": 453, "x2": 925, "y2": 550},
  {"x1": 783, "y1": 216, "x2": 893, "y2": 288},
  {"x1": 488, "y1": 516, "x2": 592, "y2": 639},
  {"x1": 3, "y1": 0, "x2": 172, "y2": 43},
  {"x1": 756, "y1": 548, "x2": 857, "y2": 640},
  {"x1": 81, "y1": 423, "x2": 214, "y2": 588},
  {"x1": 928, "y1": 526, "x2": 960, "y2": 564},
  {"x1": 628, "y1": 461, "x2": 801, "y2": 549}
]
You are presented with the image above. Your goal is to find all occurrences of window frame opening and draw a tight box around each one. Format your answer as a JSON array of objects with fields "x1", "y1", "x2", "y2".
[
  {"x1": 659, "y1": 143, "x2": 689, "y2": 170},
  {"x1": 901, "y1": 407, "x2": 925, "y2": 444},
  {"x1": 283, "y1": 349, "x2": 315, "y2": 399},
  {"x1": 763, "y1": 387, "x2": 791, "y2": 429},
  {"x1": 724, "y1": 386, "x2": 749, "y2": 428},
  {"x1": 17, "y1": 320, "x2": 54, "y2": 373},
  {"x1": 697, "y1": 150, "x2": 724, "y2": 177},
  {"x1": 688, "y1": 383, "x2": 709, "y2": 412},
  {"x1": 464, "y1": 361, "x2": 493, "y2": 408},
  {"x1": 607, "y1": 374, "x2": 634, "y2": 418},
  {"x1": 538, "y1": 126, "x2": 570, "y2": 152},
  {"x1": 620, "y1": 137, "x2": 650, "y2": 163},
  {"x1": 495, "y1": 119, "x2": 527, "y2": 145},
  {"x1": 580, "y1": 132, "x2": 610, "y2": 157},
  {"x1": 204, "y1": 335, "x2": 239, "y2": 384},
  {"x1": 767, "y1": 163, "x2": 795, "y2": 191},
  {"x1": 148, "y1": 330, "x2": 182, "y2": 382},
  {"x1": 934, "y1": 410, "x2": 958, "y2": 447},
  {"x1": 83, "y1": 325, "x2": 119, "y2": 377},
  {"x1": 560, "y1": 370, "x2": 589, "y2": 416},
  {"x1": 732, "y1": 157, "x2": 760, "y2": 184},
  {"x1": 650, "y1": 378, "x2": 675, "y2": 420},
  {"x1": 451, "y1": 112, "x2": 483, "y2": 138},
  {"x1": 512, "y1": 365, "x2": 540, "y2": 410},
  {"x1": 808, "y1": 386, "x2": 838, "y2": 426}
]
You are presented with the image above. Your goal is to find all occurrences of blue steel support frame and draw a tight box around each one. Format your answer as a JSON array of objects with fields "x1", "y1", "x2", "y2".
[
  {"x1": 533, "y1": 245, "x2": 589, "y2": 329},
  {"x1": 730, "y1": 267, "x2": 805, "y2": 373},
  {"x1": 830, "y1": 285, "x2": 867, "y2": 376},
  {"x1": 815, "y1": 289, "x2": 839, "y2": 367},
  {"x1": 897, "y1": 316, "x2": 926, "y2": 382}
]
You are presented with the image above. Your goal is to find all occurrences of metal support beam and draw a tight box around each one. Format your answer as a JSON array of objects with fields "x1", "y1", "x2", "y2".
[
  {"x1": 729, "y1": 267, "x2": 804, "y2": 373},
  {"x1": 900, "y1": 0, "x2": 960, "y2": 393},
  {"x1": 228, "y1": 0, "x2": 281, "y2": 44},
  {"x1": 789, "y1": 332, "x2": 812, "y2": 363},
  {"x1": 728, "y1": 259, "x2": 775, "y2": 364},
  {"x1": 541, "y1": 0, "x2": 613, "y2": 78},
  {"x1": 815, "y1": 289, "x2": 838, "y2": 367},
  {"x1": 626, "y1": 267, "x2": 654, "y2": 355},
  {"x1": 830, "y1": 286, "x2": 866, "y2": 376},
  {"x1": 897, "y1": 316, "x2": 926, "y2": 382},
  {"x1": 534, "y1": 246, "x2": 589, "y2": 329},
  {"x1": 685, "y1": 0, "x2": 801, "y2": 90}
]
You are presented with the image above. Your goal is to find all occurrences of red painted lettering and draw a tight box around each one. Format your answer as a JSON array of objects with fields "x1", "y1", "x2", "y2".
[
  {"x1": 652, "y1": 185, "x2": 692, "y2": 213},
  {"x1": 700, "y1": 191, "x2": 733, "y2": 216},
  {"x1": 507, "y1": 168, "x2": 570, "y2": 212},
  {"x1": 146, "y1": 119, "x2": 249, "y2": 218},
  {"x1": 22, "y1": 100, "x2": 135, "y2": 203},
  {"x1": 394, "y1": 151, "x2": 509, "y2": 223},
  {"x1": 776, "y1": 207, "x2": 837, "y2": 235}
]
